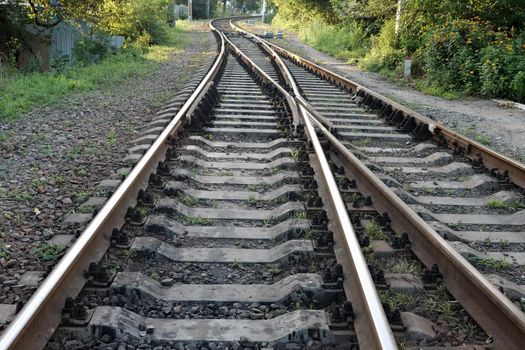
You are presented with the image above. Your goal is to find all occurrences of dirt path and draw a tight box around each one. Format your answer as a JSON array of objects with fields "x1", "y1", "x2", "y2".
[
  {"x1": 0, "y1": 22, "x2": 215, "y2": 320},
  {"x1": 241, "y1": 21, "x2": 525, "y2": 163}
]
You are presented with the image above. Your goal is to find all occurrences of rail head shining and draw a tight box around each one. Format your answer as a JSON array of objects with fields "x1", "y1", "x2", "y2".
[
  {"x1": 219, "y1": 21, "x2": 397, "y2": 350},
  {"x1": 0, "y1": 23, "x2": 226, "y2": 350}
]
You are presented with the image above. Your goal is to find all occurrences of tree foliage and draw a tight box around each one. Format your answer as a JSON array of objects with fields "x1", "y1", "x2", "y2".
[{"x1": 272, "y1": 0, "x2": 525, "y2": 101}]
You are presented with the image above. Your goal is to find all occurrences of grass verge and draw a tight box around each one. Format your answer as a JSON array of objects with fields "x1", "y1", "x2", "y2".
[{"x1": 0, "y1": 22, "x2": 194, "y2": 120}]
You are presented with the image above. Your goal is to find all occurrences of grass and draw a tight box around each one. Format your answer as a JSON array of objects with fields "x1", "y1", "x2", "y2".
[
  {"x1": 414, "y1": 80, "x2": 463, "y2": 100},
  {"x1": 379, "y1": 291, "x2": 415, "y2": 310},
  {"x1": 30, "y1": 242, "x2": 63, "y2": 262},
  {"x1": 107, "y1": 128, "x2": 117, "y2": 145},
  {"x1": 180, "y1": 215, "x2": 214, "y2": 226},
  {"x1": 294, "y1": 210, "x2": 308, "y2": 219},
  {"x1": 290, "y1": 147, "x2": 299, "y2": 161},
  {"x1": 0, "y1": 241, "x2": 7, "y2": 259},
  {"x1": 364, "y1": 220, "x2": 389, "y2": 240},
  {"x1": 301, "y1": 228, "x2": 316, "y2": 240},
  {"x1": 473, "y1": 134, "x2": 492, "y2": 146},
  {"x1": 0, "y1": 23, "x2": 194, "y2": 120},
  {"x1": 486, "y1": 199, "x2": 524, "y2": 210},
  {"x1": 475, "y1": 257, "x2": 512, "y2": 270},
  {"x1": 375, "y1": 257, "x2": 424, "y2": 276},
  {"x1": 177, "y1": 192, "x2": 197, "y2": 206}
]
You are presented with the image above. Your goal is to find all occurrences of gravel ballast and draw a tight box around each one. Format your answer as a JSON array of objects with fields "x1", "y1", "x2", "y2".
[{"x1": 0, "y1": 22, "x2": 216, "y2": 329}]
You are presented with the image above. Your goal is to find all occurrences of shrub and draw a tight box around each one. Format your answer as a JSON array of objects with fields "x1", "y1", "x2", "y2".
[
  {"x1": 73, "y1": 36, "x2": 110, "y2": 66},
  {"x1": 100, "y1": 0, "x2": 171, "y2": 47},
  {"x1": 511, "y1": 71, "x2": 525, "y2": 101},
  {"x1": 360, "y1": 19, "x2": 403, "y2": 72},
  {"x1": 480, "y1": 36, "x2": 525, "y2": 101}
]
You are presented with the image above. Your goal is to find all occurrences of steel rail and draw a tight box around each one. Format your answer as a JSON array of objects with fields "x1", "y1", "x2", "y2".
[
  {"x1": 0, "y1": 23, "x2": 227, "y2": 350},
  {"x1": 308, "y1": 115, "x2": 525, "y2": 349},
  {"x1": 218, "y1": 22, "x2": 397, "y2": 350},
  {"x1": 230, "y1": 20, "x2": 525, "y2": 189}
]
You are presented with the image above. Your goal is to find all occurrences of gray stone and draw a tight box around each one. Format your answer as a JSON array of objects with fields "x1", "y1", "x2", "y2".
[
  {"x1": 385, "y1": 273, "x2": 424, "y2": 294},
  {"x1": 19, "y1": 271, "x2": 44, "y2": 287},
  {"x1": 401, "y1": 312, "x2": 437, "y2": 341},
  {"x1": 49, "y1": 234, "x2": 74, "y2": 248},
  {"x1": 0, "y1": 304, "x2": 17, "y2": 324}
]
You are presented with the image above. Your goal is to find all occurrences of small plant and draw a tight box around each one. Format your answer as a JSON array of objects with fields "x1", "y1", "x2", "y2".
[
  {"x1": 13, "y1": 191, "x2": 33, "y2": 201},
  {"x1": 230, "y1": 260, "x2": 241, "y2": 269},
  {"x1": 443, "y1": 188, "x2": 456, "y2": 196},
  {"x1": 267, "y1": 267, "x2": 282, "y2": 274},
  {"x1": 76, "y1": 168, "x2": 88, "y2": 177},
  {"x1": 290, "y1": 147, "x2": 299, "y2": 161},
  {"x1": 423, "y1": 187, "x2": 437, "y2": 195},
  {"x1": 294, "y1": 210, "x2": 307, "y2": 219},
  {"x1": 51, "y1": 175, "x2": 66, "y2": 186},
  {"x1": 292, "y1": 299, "x2": 303, "y2": 310},
  {"x1": 379, "y1": 291, "x2": 415, "y2": 310},
  {"x1": 486, "y1": 199, "x2": 524, "y2": 210},
  {"x1": 77, "y1": 205, "x2": 97, "y2": 214},
  {"x1": 248, "y1": 194, "x2": 256, "y2": 203},
  {"x1": 107, "y1": 129, "x2": 117, "y2": 145},
  {"x1": 180, "y1": 216, "x2": 214, "y2": 225},
  {"x1": 0, "y1": 241, "x2": 8, "y2": 259},
  {"x1": 302, "y1": 229, "x2": 316, "y2": 240},
  {"x1": 497, "y1": 240, "x2": 510, "y2": 249},
  {"x1": 177, "y1": 192, "x2": 197, "y2": 206},
  {"x1": 353, "y1": 138, "x2": 371, "y2": 147},
  {"x1": 31, "y1": 242, "x2": 63, "y2": 262},
  {"x1": 137, "y1": 206, "x2": 150, "y2": 217},
  {"x1": 364, "y1": 220, "x2": 388, "y2": 240},
  {"x1": 149, "y1": 272, "x2": 160, "y2": 280},
  {"x1": 448, "y1": 220, "x2": 463, "y2": 230},
  {"x1": 475, "y1": 257, "x2": 512, "y2": 270},
  {"x1": 376, "y1": 257, "x2": 423, "y2": 276},
  {"x1": 473, "y1": 134, "x2": 492, "y2": 146},
  {"x1": 203, "y1": 133, "x2": 213, "y2": 140}
]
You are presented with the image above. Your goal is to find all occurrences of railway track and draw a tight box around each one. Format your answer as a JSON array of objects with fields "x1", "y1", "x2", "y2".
[
  {"x1": 227, "y1": 17, "x2": 525, "y2": 348},
  {"x1": 0, "y1": 17, "x2": 524, "y2": 350}
]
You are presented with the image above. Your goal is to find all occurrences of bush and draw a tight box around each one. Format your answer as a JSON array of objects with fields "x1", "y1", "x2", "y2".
[
  {"x1": 73, "y1": 36, "x2": 110, "y2": 66},
  {"x1": 511, "y1": 71, "x2": 525, "y2": 101},
  {"x1": 480, "y1": 36, "x2": 525, "y2": 101},
  {"x1": 100, "y1": 0, "x2": 171, "y2": 47},
  {"x1": 360, "y1": 19, "x2": 403, "y2": 72}
]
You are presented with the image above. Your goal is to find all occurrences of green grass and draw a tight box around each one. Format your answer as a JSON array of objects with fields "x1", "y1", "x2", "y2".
[
  {"x1": 180, "y1": 215, "x2": 214, "y2": 226},
  {"x1": 414, "y1": 80, "x2": 463, "y2": 100},
  {"x1": 177, "y1": 192, "x2": 197, "y2": 206},
  {"x1": 486, "y1": 199, "x2": 524, "y2": 210},
  {"x1": 0, "y1": 241, "x2": 7, "y2": 259},
  {"x1": 475, "y1": 257, "x2": 512, "y2": 270},
  {"x1": 364, "y1": 220, "x2": 389, "y2": 240},
  {"x1": 379, "y1": 291, "x2": 415, "y2": 310},
  {"x1": 30, "y1": 242, "x2": 63, "y2": 262},
  {"x1": 0, "y1": 24, "x2": 193, "y2": 120},
  {"x1": 473, "y1": 134, "x2": 492, "y2": 146}
]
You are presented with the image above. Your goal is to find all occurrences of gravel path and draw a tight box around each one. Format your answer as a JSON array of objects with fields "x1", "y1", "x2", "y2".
[
  {"x1": 0, "y1": 22, "x2": 215, "y2": 324},
  {"x1": 240, "y1": 21, "x2": 525, "y2": 163}
]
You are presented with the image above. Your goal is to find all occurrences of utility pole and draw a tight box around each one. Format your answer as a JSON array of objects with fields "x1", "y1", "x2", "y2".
[
  {"x1": 188, "y1": 0, "x2": 193, "y2": 21},
  {"x1": 206, "y1": 0, "x2": 210, "y2": 18},
  {"x1": 262, "y1": 0, "x2": 267, "y2": 23}
]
